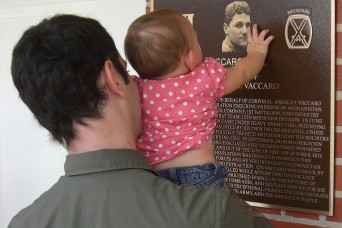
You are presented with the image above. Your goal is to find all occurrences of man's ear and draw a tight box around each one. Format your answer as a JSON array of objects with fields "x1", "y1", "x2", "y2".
[
  {"x1": 184, "y1": 49, "x2": 195, "y2": 70},
  {"x1": 103, "y1": 60, "x2": 126, "y2": 97},
  {"x1": 223, "y1": 23, "x2": 228, "y2": 34}
]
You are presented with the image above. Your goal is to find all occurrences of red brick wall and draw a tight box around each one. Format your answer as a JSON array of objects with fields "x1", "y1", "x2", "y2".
[{"x1": 145, "y1": 0, "x2": 342, "y2": 226}]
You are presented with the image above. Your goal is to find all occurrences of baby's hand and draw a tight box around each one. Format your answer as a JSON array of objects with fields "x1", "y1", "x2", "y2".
[{"x1": 247, "y1": 24, "x2": 274, "y2": 56}]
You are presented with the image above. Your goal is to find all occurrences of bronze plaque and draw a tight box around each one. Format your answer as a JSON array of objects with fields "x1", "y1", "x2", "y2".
[{"x1": 151, "y1": 0, "x2": 335, "y2": 215}]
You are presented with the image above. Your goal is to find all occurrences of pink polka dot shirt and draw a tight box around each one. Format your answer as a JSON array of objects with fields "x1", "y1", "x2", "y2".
[{"x1": 136, "y1": 57, "x2": 227, "y2": 165}]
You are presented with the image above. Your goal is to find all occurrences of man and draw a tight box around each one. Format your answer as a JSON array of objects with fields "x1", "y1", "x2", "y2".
[
  {"x1": 222, "y1": 1, "x2": 251, "y2": 55},
  {"x1": 9, "y1": 14, "x2": 272, "y2": 227}
]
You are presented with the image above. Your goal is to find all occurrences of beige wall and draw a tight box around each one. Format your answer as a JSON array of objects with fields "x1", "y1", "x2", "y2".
[{"x1": 0, "y1": 1, "x2": 145, "y2": 227}]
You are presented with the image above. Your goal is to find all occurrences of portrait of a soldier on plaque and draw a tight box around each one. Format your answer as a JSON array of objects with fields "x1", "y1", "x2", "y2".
[
  {"x1": 151, "y1": 0, "x2": 335, "y2": 216},
  {"x1": 221, "y1": 1, "x2": 251, "y2": 56}
]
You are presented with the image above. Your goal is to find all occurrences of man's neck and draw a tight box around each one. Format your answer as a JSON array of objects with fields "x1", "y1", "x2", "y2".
[{"x1": 67, "y1": 117, "x2": 137, "y2": 154}]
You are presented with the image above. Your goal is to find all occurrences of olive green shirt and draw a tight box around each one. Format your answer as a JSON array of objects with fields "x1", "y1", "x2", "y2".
[{"x1": 8, "y1": 149, "x2": 272, "y2": 228}]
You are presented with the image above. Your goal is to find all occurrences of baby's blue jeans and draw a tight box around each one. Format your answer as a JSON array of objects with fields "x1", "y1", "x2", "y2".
[{"x1": 157, "y1": 163, "x2": 228, "y2": 189}]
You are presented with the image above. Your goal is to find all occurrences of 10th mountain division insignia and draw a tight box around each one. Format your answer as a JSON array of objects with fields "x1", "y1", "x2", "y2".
[{"x1": 285, "y1": 8, "x2": 312, "y2": 49}]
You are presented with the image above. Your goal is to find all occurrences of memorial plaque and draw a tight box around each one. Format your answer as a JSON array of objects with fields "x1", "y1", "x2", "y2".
[{"x1": 151, "y1": 0, "x2": 335, "y2": 215}]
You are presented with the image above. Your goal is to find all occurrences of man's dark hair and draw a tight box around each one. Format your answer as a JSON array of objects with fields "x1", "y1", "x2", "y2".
[{"x1": 11, "y1": 14, "x2": 129, "y2": 145}]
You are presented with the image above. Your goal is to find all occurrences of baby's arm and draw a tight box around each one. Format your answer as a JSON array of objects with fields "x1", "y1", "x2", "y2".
[{"x1": 224, "y1": 24, "x2": 274, "y2": 95}]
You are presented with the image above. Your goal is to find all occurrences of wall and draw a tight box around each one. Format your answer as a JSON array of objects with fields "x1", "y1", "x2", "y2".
[{"x1": 0, "y1": 0, "x2": 145, "y2": 227}]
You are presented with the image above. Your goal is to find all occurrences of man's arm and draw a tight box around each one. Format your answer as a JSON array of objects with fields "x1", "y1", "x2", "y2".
[{"x1": 219, "y1": 188, "x2": 274, "y2": 227}]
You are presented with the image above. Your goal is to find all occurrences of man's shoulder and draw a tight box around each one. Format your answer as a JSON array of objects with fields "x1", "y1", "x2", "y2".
[{"x1": 8, "y1": 162, "x2": 272, "y2": 228}]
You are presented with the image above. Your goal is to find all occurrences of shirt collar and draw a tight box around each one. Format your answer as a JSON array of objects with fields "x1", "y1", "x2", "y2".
[{"x1": 64, "y1": 149, "x2": 155, "y2": 176}]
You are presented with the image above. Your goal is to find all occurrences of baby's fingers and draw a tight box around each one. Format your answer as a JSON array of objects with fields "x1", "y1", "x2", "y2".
[
  {"x1": 247, "y1": 24, "x2": 258, "y2": 42},
  {"x1": 252, "y1": 24, "x2": 259, "y2": 40},
  {"x1": 256, "y1": 26, "x2": 275, "y2": 45},
  {"x1": 257, "y1": 28, "x2": 270, "y2": 41},
  {"x1": 264, "y1": 35, "x2": 275, "y2": 45},
  {"x1": 248, "y1": 24, "x2": 275, "y2": 46}
]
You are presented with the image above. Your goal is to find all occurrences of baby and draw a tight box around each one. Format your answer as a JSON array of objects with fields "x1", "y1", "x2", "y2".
[{"x1": 125, "y1": 9, "x2": 274, "y2": 188}]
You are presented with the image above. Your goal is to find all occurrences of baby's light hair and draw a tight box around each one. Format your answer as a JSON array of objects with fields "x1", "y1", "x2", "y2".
[{"x1": 125, "y1": 9, "x2": 192, "y2": 79}]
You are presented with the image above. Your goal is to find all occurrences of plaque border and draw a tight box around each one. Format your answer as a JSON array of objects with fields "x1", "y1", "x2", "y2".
[{"x1": 328, "y1": 0, "x2": 335, "y2": 217}]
